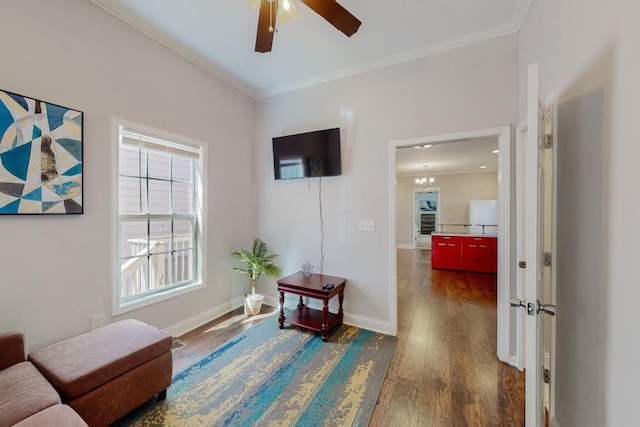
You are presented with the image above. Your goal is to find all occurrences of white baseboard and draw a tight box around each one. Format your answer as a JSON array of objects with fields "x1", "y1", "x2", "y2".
[
  {"x1": 166, "y1": 295, "x2": 395, "y2": 339},
  {"x1": 164, "y1": 296, "x2": 243, "y2": 338},
  {"x1": 263, "y1": 294, "x2": 394, "y2": 336},
  {"x1": 509, "y1": 355, "x2": 524, "y2": 371},
  {"x1": 343, "y1": 312, "x2": 394, "y2": 335},
  {"x1": 263, "y1": 294, "x2": 279, "y2": 308},
  {"x1": 396, "y1": 244, "x2": 414, "y2": 249}
]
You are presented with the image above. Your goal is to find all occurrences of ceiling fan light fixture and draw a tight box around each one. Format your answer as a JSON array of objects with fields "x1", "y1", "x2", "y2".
[
  {"x1": 252, "y1": 0, "x2": 360, "y2": 52},
  {"x1": 278, "y1": 0, "x2": 299, "y2": 23}
]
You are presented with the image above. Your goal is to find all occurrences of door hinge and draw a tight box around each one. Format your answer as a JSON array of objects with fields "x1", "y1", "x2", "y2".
[
  {"x1": 544, "y1": 251, "x2": 552, "y2": 267},
  {"x1": 544, "y1": 368, "x2": 551, "y2": 384},
  {"x1": 519, "y1": 261, "x2": 527, "y2": 268},
  {"x1": 544, "y1": 134, "x2": 553, "y2": 149},
  {"x1": 527, "y1": 302, "x2": 536, "y2": 316}
]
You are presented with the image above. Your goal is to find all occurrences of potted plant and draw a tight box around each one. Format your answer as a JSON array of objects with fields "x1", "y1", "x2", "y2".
[{"x1": 232, "y1": 238, "x2": 282, "y2": 316}]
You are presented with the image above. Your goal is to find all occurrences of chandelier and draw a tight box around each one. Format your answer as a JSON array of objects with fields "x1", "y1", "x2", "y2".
[{"x1": 415, "y1": 167, "x2": 435, "y2": 186}]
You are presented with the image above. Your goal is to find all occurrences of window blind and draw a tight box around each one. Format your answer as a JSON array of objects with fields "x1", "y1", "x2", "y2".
[{"x1": 121, "y1": 129, "x2": 201, "y2": 159}]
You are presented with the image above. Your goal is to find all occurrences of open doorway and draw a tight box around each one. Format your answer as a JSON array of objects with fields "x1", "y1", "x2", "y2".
[
  {"x1": 388, "y1": 126, "x2": 512, "y2": 364},
  {"x1": 414, "y1": 187, "x2": 440, "y2": 249}
]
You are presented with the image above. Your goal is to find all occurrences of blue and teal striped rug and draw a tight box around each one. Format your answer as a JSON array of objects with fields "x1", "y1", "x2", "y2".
[{"x1": 119, "y1": 318, "x2": 397, "y2": 426}]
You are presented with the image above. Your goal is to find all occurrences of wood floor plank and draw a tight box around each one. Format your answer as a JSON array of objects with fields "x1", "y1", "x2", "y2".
[
  {"x1": 424, "y1": 337, "x2": 452, "y2": 426},
  {"x1": 397, "y1": 319, "x2": 429, "y2": 381},
  {"x1": 447, "y1": 302, "x2": 488, "y2": 427},
  {"x1": 469, "y1": 344, "x2": 501, "y2": 425},
  {"x1": 466, "y1": 303, "x2": 496, "y2": 353}
]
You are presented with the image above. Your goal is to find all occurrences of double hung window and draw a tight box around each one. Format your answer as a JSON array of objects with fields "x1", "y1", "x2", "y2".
[{"x1": 116, "y1": 121, "x2": 203, "y2": 311}]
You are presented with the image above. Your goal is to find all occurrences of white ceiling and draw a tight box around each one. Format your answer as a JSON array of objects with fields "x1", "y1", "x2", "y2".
[
  {"x1": 396, "y1": 137, "x2": 500, "y2": 178},
  {"x1": 91, "y1": 0, "x2": 530, "y2": 99}
]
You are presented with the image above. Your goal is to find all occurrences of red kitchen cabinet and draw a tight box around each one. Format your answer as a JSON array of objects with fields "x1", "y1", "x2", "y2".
[
  {"x1": 431, "y1": 235, "x2": 462, "y2": 270},
  {"x1": 461, "y1": 237, "x2": 497, "y2": 273},
  {"x1": 431, "y1": 237, "x2": 448, "y2": 269},
  {"x1": 432, "y1": 235, "x2": 497, "y2": 273}
]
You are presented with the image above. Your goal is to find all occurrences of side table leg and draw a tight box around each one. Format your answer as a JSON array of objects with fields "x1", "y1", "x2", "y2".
[
  {"x1": 297, "y1": 295, "x2": 304, "y2": 310},
  {"x1": 338, "y1": 290, "x2": 344, "y2": 326},
  {"x1": 321, "y1": 299, "x2": 329, "y2": 342},
  {"x1": 278, "y1": 291, "x2": 285, "y2": 329}
]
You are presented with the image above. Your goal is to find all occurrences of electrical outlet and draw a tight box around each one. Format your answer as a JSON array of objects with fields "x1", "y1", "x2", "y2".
[
  {"x1": 91, "y1": 313, "x2": 105, "y2": 330},
  {"x1": 358, "y1": 219, "x2": 375, "y2": 232}
]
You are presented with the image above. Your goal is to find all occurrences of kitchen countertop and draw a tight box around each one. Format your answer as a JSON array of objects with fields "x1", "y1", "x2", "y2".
[{"x1": 431, "y1": 232, "x2": 498, "y2": 238}]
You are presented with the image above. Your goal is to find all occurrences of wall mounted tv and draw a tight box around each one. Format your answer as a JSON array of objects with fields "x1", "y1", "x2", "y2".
[{"x1": 272, "y1": 127, "x2": 342, "y2": 180}]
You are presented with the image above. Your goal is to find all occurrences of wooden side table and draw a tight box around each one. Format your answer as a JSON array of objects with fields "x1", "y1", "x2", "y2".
[{"x1": 276, "y1": 272, "x2": 346, "y2": 342}]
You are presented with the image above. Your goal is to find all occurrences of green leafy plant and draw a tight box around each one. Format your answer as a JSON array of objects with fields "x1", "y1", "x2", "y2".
[{"x1": 232, "y1": 238, "x2": 282, "y2": 295}]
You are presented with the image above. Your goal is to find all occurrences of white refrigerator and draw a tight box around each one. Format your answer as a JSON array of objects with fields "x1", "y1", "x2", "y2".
[{"x1": 468, "y1": 200, "x2": 498, "y2": 234}]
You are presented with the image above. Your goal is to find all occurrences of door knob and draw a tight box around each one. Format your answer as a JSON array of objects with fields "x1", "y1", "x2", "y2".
[
  {"x1": 510, "y1": 298, "x2": 526, "y2": 308},
  {"x1": 538, "y1": 301, "x2": 556, "y2": 316},
  {"x1": 511, "y1": 298, "x2": 546, "y2": 316}
]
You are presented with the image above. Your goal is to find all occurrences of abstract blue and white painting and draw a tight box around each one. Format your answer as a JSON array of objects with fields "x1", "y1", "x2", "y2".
[{"x1": 0, "y1": 90, "x2": 83, "y2": 214}]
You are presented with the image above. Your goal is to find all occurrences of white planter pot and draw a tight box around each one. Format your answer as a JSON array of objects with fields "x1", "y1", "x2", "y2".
[{"x1": 244, "y1": 293, "x2": 264, "y2": 316}]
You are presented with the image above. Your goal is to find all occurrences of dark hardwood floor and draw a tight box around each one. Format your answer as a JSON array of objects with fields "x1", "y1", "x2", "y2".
[
  {"x1": 368, "y1": 249, "x2": 525, "y2": 426},
  {"x1": 171, "y1": 248, "x2": 524, "y2": 426},
  {"x1": 171, "y1": 308, "x2": 279, "y2": 374}
]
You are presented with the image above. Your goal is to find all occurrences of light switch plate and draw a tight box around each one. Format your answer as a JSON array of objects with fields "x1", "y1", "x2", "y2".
[{"x1": 358, "y1": 219, "x2": 375, "y2": 232}]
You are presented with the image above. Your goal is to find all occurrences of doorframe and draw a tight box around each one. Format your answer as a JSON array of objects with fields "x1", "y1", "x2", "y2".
[
  {"x1": 515, "y1": 120, "x2": 527, "y2": 370},
  {"x1": 546, "y1": 90, "x2": 558, "y2": 425},
  {"x1": 388, "y1": 125, "x2": 512, "y2": 363},
  {"x1": 412, "y1": 187, "x2": 441, "y2": 249}
]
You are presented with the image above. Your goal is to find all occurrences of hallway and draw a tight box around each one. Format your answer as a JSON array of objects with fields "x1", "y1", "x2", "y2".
[{"x1": 369, "y1": 249, "x2": 525, "y2": 426}]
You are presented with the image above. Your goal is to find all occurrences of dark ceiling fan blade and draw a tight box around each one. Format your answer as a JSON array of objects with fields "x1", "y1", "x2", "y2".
[
  {"x1": 255, "y1": 0, "x2": 278, "y2": 53},
  {"x1": 300, "y1": 0, "x2": 361, "y2": 37}
]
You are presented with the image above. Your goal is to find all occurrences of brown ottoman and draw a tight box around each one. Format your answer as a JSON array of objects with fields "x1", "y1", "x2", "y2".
[{"x1": 29, "y1": 319, "x2": 172, "y2": 427}]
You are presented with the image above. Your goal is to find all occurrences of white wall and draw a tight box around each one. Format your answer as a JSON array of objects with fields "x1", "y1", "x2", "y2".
[
  {"x1": 519, "y1": 1, "x2": 640, "y2": 425},
  {"x1": 0, "y1": 0, "x2": 255, "y2": 351},
  {"x1": 395, "y1": 177, "x2": 415, "y2": 247},
  {"x1": 255, "y1": 35, "x2": 518, "y2": 330},
  {"x1": 396, "y1": 172, "x2": 498, "y2": 246}
]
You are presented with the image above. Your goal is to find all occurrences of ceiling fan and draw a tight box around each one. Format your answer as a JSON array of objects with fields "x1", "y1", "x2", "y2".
[{"x1": 247, "y1": 0, "x2": 362, "y2": 53}]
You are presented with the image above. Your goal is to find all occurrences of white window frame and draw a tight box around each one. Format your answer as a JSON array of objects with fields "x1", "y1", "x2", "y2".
[{"x1": 111, "y1": 117, "x2": 206, "y2": 315}]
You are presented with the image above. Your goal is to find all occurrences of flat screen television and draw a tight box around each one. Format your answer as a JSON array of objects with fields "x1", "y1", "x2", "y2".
[{"x1": 272, "y1": 128, "x2": 342, "y2": 180}]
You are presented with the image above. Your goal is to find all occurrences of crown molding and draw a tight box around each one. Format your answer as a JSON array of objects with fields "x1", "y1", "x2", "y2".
[
  {"x1": 91, "y1": 0, "x2": 532, "y2": 101},
  {"x1": 90, "y1": 0, "x2": 256, "y2": 99},
  {"x1": 256, "y1": 22, "x2": 518, "y2": 99},
  {"x1": 512, "y1": 0, "x2": 533, "y2": 30},
  {"x1": 256, "y1": 0, "x2": 532, "y2": 98}
]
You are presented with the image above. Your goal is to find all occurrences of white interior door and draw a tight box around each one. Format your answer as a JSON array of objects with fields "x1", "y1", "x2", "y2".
[
  {"x1": 522, "y1": 63, "x2": 557, "y2": 426},
  {"x1": 541, "y1": 91, "x2": 557, "y2": 422}
]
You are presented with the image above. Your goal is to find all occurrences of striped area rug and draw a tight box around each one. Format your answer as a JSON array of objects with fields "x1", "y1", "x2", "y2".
[{"x1": 118, "y1": 318, "x2": 397, "y2": 426}]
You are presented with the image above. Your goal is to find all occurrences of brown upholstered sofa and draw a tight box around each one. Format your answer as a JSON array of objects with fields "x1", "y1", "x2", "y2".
[
  {"x1": 0, "y1": 332, "x2": 88, "y2": 426},
  {"x1": 1, "y1": 320, "x2": 173, "y2": 427}
]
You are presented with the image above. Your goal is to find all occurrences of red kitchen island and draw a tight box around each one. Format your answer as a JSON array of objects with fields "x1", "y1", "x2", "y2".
[
  {"x1": 431, "y1": 233, "x2": 497, "y2": 273},
  {"x1": 276, "y1": 272, "x2": 346, "y2": 342}
]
